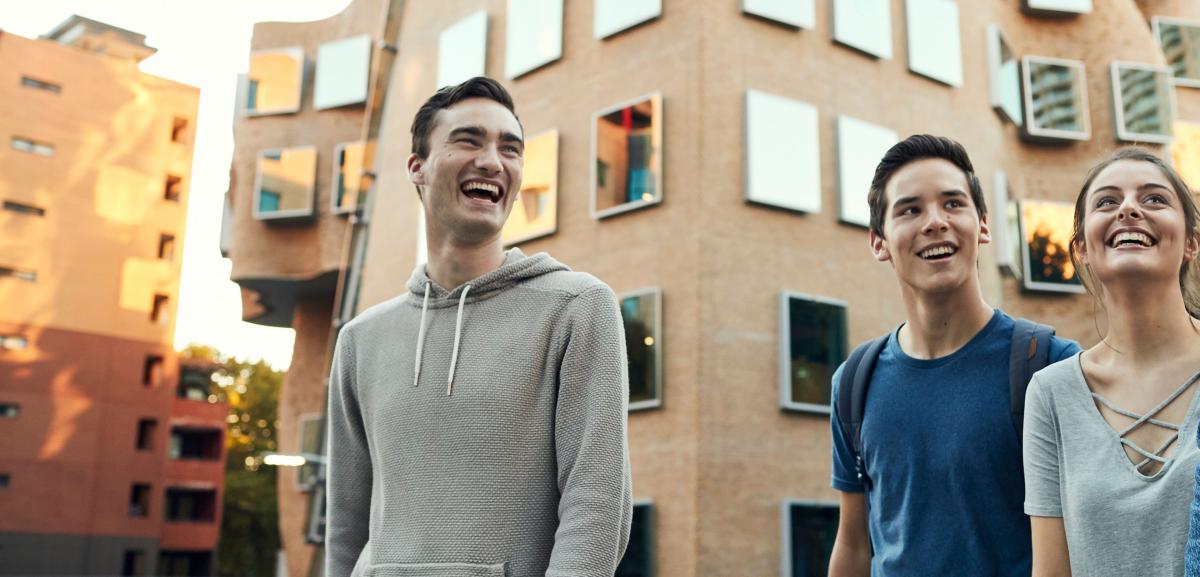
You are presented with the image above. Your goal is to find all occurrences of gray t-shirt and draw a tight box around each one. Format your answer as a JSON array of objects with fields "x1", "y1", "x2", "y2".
[{"x1": 1024, "y1": 353, "x2": 1200, "y2": 577}]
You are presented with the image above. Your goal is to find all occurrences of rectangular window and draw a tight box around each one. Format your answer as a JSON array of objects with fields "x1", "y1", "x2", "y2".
[
  {"x1": 594, "y1": 0, "x2": 661, "y2": 39},
  {"x1": 315, "y1": 35, "x2": 372, "y2": 109},
  {"x1": 0, "y1": 404, "x2": 18, "y2": 419},
  {"x1": 616, "y1": 502, "x2": 653, "y2": 577},
  {"x1": 1, "y1": 335, "x2": 28, "y2": 350},
  {"x1": 1111, "y1": 62, "x2": 1174, "y2": 144},
  {"x1": 3, "y1": 200, "x2": 46, "y2": 216},
  {"x1": 1019, "y1": 200, "x2": 1085, "y2": 294},
  {"x1": 502, "y1": 130, "x2": 559, "y2": 245},
  {"x1": 171, "y1": 117, "x2": 188, "y2": 143},
  {"x1": 297, "y1": 414, "x2": 325, "y2": 490},
  {"x1": 143, "y1": 355, "x2": 164, "y2": 387},
  {"x1": 158, "y1": 234, "x2": 176, "y2": 260},
  {"x1": 20, "y1": 76, "x2": 61, "y2": 93},
  {"x1": 158, "y1": 551, "x2": 212, "y2": 576},
  {"x1": 1154, "y1": 17, "x2": 1200, "y2": 88},
  {"x1": 136, "y1": 419, "x2": 157, "y2": 451},
  {"x1": 832, "y1": 0, "x2": 892, "y2": 59},
  {"x1": 169, "y1": 427, "x2": 222, "y2": 460},
  {"x1": 164, "y1": 487, "x2": 217, "y2": 522},
  {"x1": 505, "y1": 0, "x2": 564, "y2": 79},
  {"x1": 332, "y1": 142, "x2": 366, "y2": 214},
  {"x1": 986, "y1": 26, "x2": 1023, "y2": 126},
  {"x1": 177, "y1": 365, "x2": 213, "y2": 402},
  {"x1": 1022, "y1": 56, "x2": 1090, "y2": 141},
  {"x1": 782, "y1": 501, "x2": 839, "y2": 577},
  {"x1": 742, "y1": 0, "x2": 815, "y2": 29},
  {"x1": 10, "y1": 137, "x2": 54, "y2": 156},
  {"x1": 905, "y1": 0, "x2": 962, "y2": 87},
  {"x1": 164, "y1": 175, "x2": 182, "y2": 202},
  {"x1": 254, "y1": 146, "x2": 318, "y2": 221},
  {"x1": 591, "y1": 93, "x2": 663, "y2": 219},
  {"x1": 779, "y1": 293, "x2": 847, "y2": 413},
  {"x1": 0, "y1": 266, "x2": 36, "y2": 282},
  {"x1": 129, "y1": 483, "x2": 151, "y2": 517},
  {"x1": 0, "y1": 473, "x2": 9, "y2": 489},
  {"x1": 437, "y1": 11, "x2": 488, "y2": 88},
  {"x1": 244, "y1": 47, "x2": 304, "y2": 115},
  {"x1": 992, "y1": 172, "x2": 1023, "y2": 279},
  {"x1": 121, "y1": 550, "x2": 144, "y2": 576},
  {"x1": 745, "y1": 90, "x2": 821, "y2": 213},
  {"x1": 150, "y1": 294, "x2": 169, "y2": 324},
  {"x1": 1022, "y1": 0, "x2": 1092, "y2": 15},
  {"x1": 620, "y1": 289, "x2": 663, "y2": 411},
  {"x1": 836, "y1": 115, "x2": 898, "y2": 227}
]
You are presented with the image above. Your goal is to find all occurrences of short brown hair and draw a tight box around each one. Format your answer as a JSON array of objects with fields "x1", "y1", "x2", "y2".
[
  {"x1": 410, "y1": 76, "x2": 519, "y2": 159},
  {"x1": 867, "y1": 134, "x2": 986, "y2": 238}
]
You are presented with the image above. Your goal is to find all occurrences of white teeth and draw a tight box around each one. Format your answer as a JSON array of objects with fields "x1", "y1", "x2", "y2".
[
  {"x1": 920, "y1": 245, "x2": 956, "y2": 259},
  {"x1": 463, "y1": 182, "x2": 499, "y2": 194},
  {"x1": 1111, "y1": 231, "x2": 1152, "y2": 247}
]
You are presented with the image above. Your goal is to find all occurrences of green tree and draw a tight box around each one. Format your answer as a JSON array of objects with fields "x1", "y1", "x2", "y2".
[{"x1": 181, "y1": 345, "x2": 284, "y2": 577}]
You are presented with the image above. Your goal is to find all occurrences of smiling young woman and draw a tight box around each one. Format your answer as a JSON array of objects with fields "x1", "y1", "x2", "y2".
[{"x1": 1023, "y1": 148, "x2": 1200, "y2": 577}]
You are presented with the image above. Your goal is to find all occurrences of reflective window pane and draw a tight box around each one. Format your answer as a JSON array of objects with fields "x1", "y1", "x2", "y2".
[
  {"x1": 438, "y1": 11, "x2": 488, "y2": 88},
  {"x1": 502, "y1": 131, "x2": 558, "y2": 245},
  {"x1": 314, "y1": 35, "x2": 371, "y2": 110},
  {"x1": 832, "y1": 0, "x2": 892, "y2": 59},
  {"x1": 297, "y1": 414, "x2": 324, "y2": 490},
  {"x1": 506, "y1": 0, "x2": 563, "y2": 79},
  {"x1": 255, "y1": 147, "x2": 317, "y2": 220},
  {"x1": 742, "y1": 0, "x2": 815, "y2": 29},
  {"x1": 1022, "y1": 57, "x2": 1090, "y2": 141},
  {"x1": 784, "y1": 502, "x2": 839, "y2": 577},
  {"x1": 245, "y1": 48, "x2": 304, "y2": 115},
  {"x1": 332, "y1": 142, "x2": 367, "y2": 214},
  {"x1": 621, "y1": 289, "x2": 661, "y2": 410},
  {"x1": 780, "y1": 294, "x2": 847, "y2": 412},
  {"x1": 836, "y1": 116, "x2": 897, "y2": 228},
  {"x1": 1112, "y1": 62, "x2": 1173, "y2": 143},
  {"x1": 594, "y1": 0, "x2": 662, "y2": 39},
  {"x1": 745, "y1": 90, "x2": 820, "y2": 213},
  {"x1": 905, "y1": 0, "x2": 962, "y2": 87},
  {"x1": 592, "y1": 94, "x2": 663, "y2": 219},
  {"x1": 1155, "y1": 18, "x2": 1200, "y2": 87},
  {"x1": 992, "y1": 172, "x2": 1022, "y2": 279},
  {"x1": 987, "y1": 26, "x2": 1022, "y2": 126},
  {"x1": 1020, "y1": 200, "x2": 1084, "y2": 294},
  {"x1": 1023, "y1": 0, "x2": 1092, "y2": 14},
  {"x1": 1173, "y1": 121, "x2": 1200, "y2": 189},
  {"x1": 615, "y1": 503, "x2": 653, "y2": 577}
]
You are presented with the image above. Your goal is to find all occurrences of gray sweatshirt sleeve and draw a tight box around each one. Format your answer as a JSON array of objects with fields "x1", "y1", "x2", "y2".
[
  {"x1": 1023, "y1": 373, "x2": 1064, "y2": 517},
  {"x1": 325, "y1": 330, "x2": 373, "y2": 576},
  {"x1": 546, "y1": 285, "x2": 634, "y2": 577}
]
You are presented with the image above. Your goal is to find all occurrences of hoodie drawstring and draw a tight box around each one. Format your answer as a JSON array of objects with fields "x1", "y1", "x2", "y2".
[
  {"x1": 446, "y1": 285, "x2": 471, "y2": 396},
  {"x1": 412, "y1": 283, "x2": 430, "y2": 387}
]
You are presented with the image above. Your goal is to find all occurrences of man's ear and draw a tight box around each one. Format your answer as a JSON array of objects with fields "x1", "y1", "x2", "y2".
[
  {"x1": 869, "y1": 228, "x2": 891, "y2": 263},
  {"x1": 978, "y1": 213, "x2": 992, "y2": 245},
  {"x1": 408, "y1": 153, "x2": 426, "y2": 186}
]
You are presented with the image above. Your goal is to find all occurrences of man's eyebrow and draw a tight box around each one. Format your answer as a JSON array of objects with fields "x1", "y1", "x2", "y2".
[
  {"x1": 890, "y1": 189, "x2": 966, "y2": 209},
  {"x1": 447, "y1": 126, "x2": 486, "y2": 139},
  {"x1": 500, "y1": 131, "x2": 523, "y2": 145}
]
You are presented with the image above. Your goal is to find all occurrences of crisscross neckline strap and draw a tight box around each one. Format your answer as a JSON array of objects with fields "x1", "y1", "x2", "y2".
[{"x1": 1090, "y1": 371, "x2": 1200, "y2": 472}]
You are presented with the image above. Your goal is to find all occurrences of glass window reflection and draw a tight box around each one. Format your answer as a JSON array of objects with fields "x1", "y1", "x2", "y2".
[
  {"x1": 1020, "y1": 200, "x2": 1084, "y2": 294},
  {"x1": 780, "y1": 293, "x2": 847, "y2": 412},
  {"x1": 1023, "y1": 57, "x2": 1089, "y2": 141},
  {"x1": 621, "y1": 288, "x2": 662, "y2": 411},
  {"x1": 1155, "y1": 18, "x2": 1200, "y2": 87},
  {"x1": 502, "y1": 131, "x2": 558, "y2": 245},
  {"x1": 592, "y1": 94, "x2": 663, "y2": 219},
  {"x1": 255, "y1": 146, "x2": 317, "y2": 220},
  {"x1": 1112, "y1": 62, "x2": 1173, "y2": 143},
  {"x1": 245, "y1": 48, "x2": 304, "y2": 116},
  {"x1": 332, "y1": 142, "x2": 367, "y2": 214}
]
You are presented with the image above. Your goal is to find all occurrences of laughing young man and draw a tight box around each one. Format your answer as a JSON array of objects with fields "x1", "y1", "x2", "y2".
[
  {"x1": 325, "y1": 77, "x2": 632, "y2": 577},
  {"x1": 826, "y1": 135, "x2": 1079, "y2": 576}
]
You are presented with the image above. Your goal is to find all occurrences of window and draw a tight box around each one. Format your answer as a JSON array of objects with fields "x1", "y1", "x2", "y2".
[
  {"x1": 306, "y1": 480, "x2": 327, "y2": 544},
  {"x1": 905, "y1": 0, "x2": 962, "y2": 86},
  {"x1": 332, "y1": 142, "x2": 367, "y2": 215},
  {"x1": 781, "y1": 501, "x2": 839, "y2": 577},
  {"x1": 621, "y1": 289, "x2": 662, "y2": 411},
  {"x1": 158, "y1": 234, "x2": 176, "y2": 260},
  {"x1": 742, "y1": 0, "x2": 815, "y2": 29},
  {"x1": 1154, "y1": 17, "x2": 1200, "y2": 88},
  {"x1": 129, "y1": 483, "x2": 151, "y2": 517},
  {"x1": 1, "y1": 335, "x2": 28, "y2": 350},
  {"x1": 163, "y1": 175, "x2": 182, "y2": 202},
  {"x1": 136, "y1": 419, "x2": 157, "y2": 451},
  {"x1": 1174, "y1": 122, "x2": 1200, "y2": 189},
  {"x1": 992, "y1": 172, "x2": 1022, "y2": 279},
  {"x1": 244, "y1": 47, "x2": 304, "y2": 116},
  {"x1": 20, "y1": 76, "x2": 61, "y2": 93},
  {"x1": 315, "y1": 35, "x2": 372, "y2": 110},
  {"x1": 170, "y1": 427, "x2": 222, "y2": 460},
  {"x1": 780, "y1": 293, "x2": 847, "y2": 413},
  {"x1": 158, "y1": 551, "x2": 212, "y2": 576},
  {"x1": 150, "y1": 294, "x2": 169, "y2": 324},
  {"x1": 0, "y1": 404, "x2": 19, "y2": 418},
  {"x1": 1021, "y1": 56, "x2": 1090, "y2": 141},
  {"x1": 143, "y1": 355, "x2": 164, "y2": 387},
  {"x1": 501, "y1": 130, "x2": 559, "y2": 245},
  {"x1": 506, "y1": 0, "x2": 563, "y2": 79},
  {"x1": 832, "y1": 0, "x2": 892, "y2": 59},
  {"x1": 1019, "y1": 200, "x2": 1084, "y2": 294},
  {"x1": 1111, "y1": 62, "x2": 1174, "y2": 144},
  {"x1": 164, "y1": 487, "x2": 217, "y2": 522},
  {"x1": 177, "y1": 365, "x2": 214, "y2": 402},
  {"x1": 616, "y1": 502, "x2": 653, "y2": 577},
  {"x1": 121, "y1": 550, "x2": 144, "y2": 577},
  {"x1": 170, "y1": 117, "x2": 188, "y2": 143},
  {"x1": 297, "y1": 414, "x2": 325, "y2": 490},
  {"x1": 0, "y1": 473, "x2": 9, "y2": 489},
  {"x1": 591, "y1": 93, "x2": 663, "y2": 219},
  {"x1": 836, "y1": 115, "x2": 897, "y2": 228},
  {"x1": 437, "y1": 11, "x2": 488, "y2": 88},
  {"x1": 254, "y1": 147, "x2": 318, "y2": 220},
  {"x1": 745, "y1": 90, "x2": 820, "y2": 213},
  {"x1": 594, "y1": 0, "x2": 661, "y2": 39},
  {"x1": 2, "y1": 200, "x2": 46, "y2": 216},
  {"x1": 986, "y1": 26, "x2": 1022, "y2": 126},
  {"x1": 0, "y1": 266, "x2": 36, "y2": 282},
  {"x1": 1022, "y1": 0, "x2": 1092, "y2": 15},
  {"x1": 10, "y1": 137, "x2": 54, "y2": 156}
]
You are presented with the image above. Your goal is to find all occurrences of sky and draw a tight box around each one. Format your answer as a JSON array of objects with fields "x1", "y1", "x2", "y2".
[{"x1": 1, "y1": 1, "x2": 354, "y2": 370}]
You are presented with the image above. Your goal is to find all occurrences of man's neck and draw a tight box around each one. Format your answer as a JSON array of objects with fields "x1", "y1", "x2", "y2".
[
  {"x1": 424, "y1": 230, "x2": 506, "y2": 291},
  {"x1": 897, "y1": 282, "x2": 994, "y2": 360}
]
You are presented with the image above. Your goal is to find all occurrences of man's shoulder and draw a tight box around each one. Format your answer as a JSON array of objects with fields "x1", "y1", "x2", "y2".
[
  {"x1": 341, "y1": 293, "x2": 412, "y2": 336},
  {"x1": 520, "y1": 268, "x2": 614, "y2": 301}
]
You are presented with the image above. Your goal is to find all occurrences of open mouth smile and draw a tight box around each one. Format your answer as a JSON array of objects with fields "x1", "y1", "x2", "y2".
[
  {"x1": 461, "y1": 179, "x2": 504, "y2": 204},
  {"x1": 918, "y1": 243, "x2": 957, "y2": 261},
  {"x1": 1106, "y1": 229, "x2": 1156, "y2": 249}
]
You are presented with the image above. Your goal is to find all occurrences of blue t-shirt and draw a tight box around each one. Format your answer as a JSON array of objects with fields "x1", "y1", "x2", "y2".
[
  {"x1": 830, "y1": 310, "x2": 1079, "y2": 577},
  {"x1": 1187, "y1": 426, "x2": 1200, "y2": 577}
]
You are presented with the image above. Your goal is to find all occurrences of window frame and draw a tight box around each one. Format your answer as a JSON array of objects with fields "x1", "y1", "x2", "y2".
[
  {"x1": 741, "y1": 0, "x2": 816, "y2": 30},
  {"x1": 0, "y1": 403, "x2": 20, "y2": 419},
  {"x1": 437, "y1": 11, "x2": 489, "y2": 88},
  {"x1": 296, "y1": 412, "x2": 325, "y2": 491},
  {"x1": 20, "y1": 76, "x2": 62, "y2": 94},
  {"x1": 1, "y1": 335, "x2": 28, "y2": 350},
  {"x1": 904, "y1": 0, "x2": 963, "y2": 87},
  {"x1": 331, "y1": 141, "x2": 366, "y2": 216},
  {"x1": 1021, "y1": 55, "x2": 1091, "y2": 142},
  {"x1": 831, "y1": 0, "x2": 893, "y2": 60},
  {"x1": 314, "y1": 35, "x2": 373, "y2": 110},
  {"x1": 836, "y1": 115, "x2": 898, "y2": 228},
  {"x1": 10, "y1": 136, "x2": 54, "y2": 157},
  {"x1": 1109, "y1": 60, "x2": 1175, "y2": 144},
  {"x1": 253, "y1": 146, "x2": 319, "y2": 221},
  {"x1": 0, "y1": 266, "x2": 37, "y2": 282},
  {"x1": 502, "y1": 130, "x2": 560, "y2": 246},
  {"x1": 505, "y1": 0, "x2": 564, "y2": 79},
  {"x1": 620, "y1": 287, "x2": 664, "y2": 412},
  {"x1": 778, "y1": 291, "x2": 848, "y2": 415},
  {"x1": 744, "y1": 89, "x2": 821, "y2": 214},
  {"x1": 136, "y1": 418, "x2": 158, "y2": 451},
  {"x1": 1152, "y1": 16, "x2": 1200, "y2": 88},
  {"x1": 986, "y1": 25, "x2": 1022, "y2": 126},
  {"x1": 2, "y1": 200, "x2": 46, "y2": 216},
  {"x1": 616, "y1": 499, "x2": 655, "y2": 577},
  {"x1": 594, "y1": 0, "x2": 662, "y2": 40},
  {"x1": 991, "y1": 171, "x2": 1022, "y2": 279},
  {"x1": 779, "y1": 499, "x2": 840, "y2": 577},
  {"x1": 1021, "y1": 0, "x2": 1093, "y2": 16},
  {"x1": 243, "y1": 47, "x2": 306, "y2": 117},
  {"x1": 590, "y1": 92, "x2": 665, "y2": 220},
  {"x1": 1018, "y1": 199, "x2": 1086, "y2": 294}
]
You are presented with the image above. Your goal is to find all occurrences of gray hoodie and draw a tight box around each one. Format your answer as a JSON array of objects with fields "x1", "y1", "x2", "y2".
[{"x1": 326, "y1": 249, "x2": 633, "y2": 577}]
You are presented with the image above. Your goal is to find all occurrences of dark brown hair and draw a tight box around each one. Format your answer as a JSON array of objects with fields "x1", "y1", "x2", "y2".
[
  {"x1": 410, "y1": 76, "x2": 519, "y2": 159},
  {"x1": 867, "y1": 134, "x2": 986, "y2": 238}
]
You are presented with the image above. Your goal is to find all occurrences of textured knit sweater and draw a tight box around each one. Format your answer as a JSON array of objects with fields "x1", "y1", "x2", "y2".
[{"x1": 326, "y1": 249, "x2": 633, "y2": 577}]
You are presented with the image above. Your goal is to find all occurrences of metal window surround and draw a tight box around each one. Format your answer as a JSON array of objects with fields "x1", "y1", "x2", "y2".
[
  {"x1": 778, "y1": 291, "x2": 848, "y2": 414},
  {"x1": 589, "y1": 92, "x2": 664, "y2": 220},
  {"x1": 505, "y1": 0, "x2": 563, "y2": 79},
  {"x1": 905, "y1": 0, "x2": 963, "y2": 87},
  {"x1": 744, "y1": 89, "x2": 821, "y2": 214},
  {"x1": 594, "y1": 0, "x2": 662, "y2": 39},
  {"x1": 1021, "y1": 55, "x2": 1090, "y2": 142},
  {"x1": 620, "y1": 287, "x2": 663, "y2": 412},
  {"x1": 438, "y1": 11, "x2": 488, "y2": 88},
  {"x1": 832, "y1": 0, "x2": 893, "y2": 59},
  {"x1": 1110, "y1": 61, "x2": 1175, "y2": 144}
]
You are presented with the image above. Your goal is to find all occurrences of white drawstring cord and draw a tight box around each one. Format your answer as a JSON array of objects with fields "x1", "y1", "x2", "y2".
[
  {"x1": 412, "y1": 282, "x2": 430, "y2": 387},
  {"x1": 446, "y1": 285, "x2": 471, "y2": 396}
]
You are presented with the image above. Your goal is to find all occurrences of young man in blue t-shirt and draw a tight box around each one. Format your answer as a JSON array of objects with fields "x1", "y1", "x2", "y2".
[{"x1": 827, "y1": 135, "x2": 1079, "y2": 577}]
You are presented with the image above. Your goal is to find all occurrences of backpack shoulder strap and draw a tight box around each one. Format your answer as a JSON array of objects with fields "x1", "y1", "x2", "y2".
[
  {"x1": 1009, "y1": 318, "x2": 1055, "y2": 439},
  {"x1": 837, "y1": 333, "x2": 889, "y2": 489}
]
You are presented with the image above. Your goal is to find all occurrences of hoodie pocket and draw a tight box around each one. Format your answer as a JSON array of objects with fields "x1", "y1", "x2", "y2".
[{"x1": 363, "y1": 562, "x2": 506, "y2": 577}]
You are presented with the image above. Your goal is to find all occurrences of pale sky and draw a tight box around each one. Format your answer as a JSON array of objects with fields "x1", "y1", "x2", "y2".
[{"x1": 1, "y1": 1, "x2": 355, "y2": 370}]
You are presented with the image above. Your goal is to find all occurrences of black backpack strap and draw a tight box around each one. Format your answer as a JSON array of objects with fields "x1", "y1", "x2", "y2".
[
  {"x1": 1009, "y1": 318, "x2": 1055, "y2": 440},
  {"x1": 837, "y1": 334, "x2": 889, "y2": 490}
]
